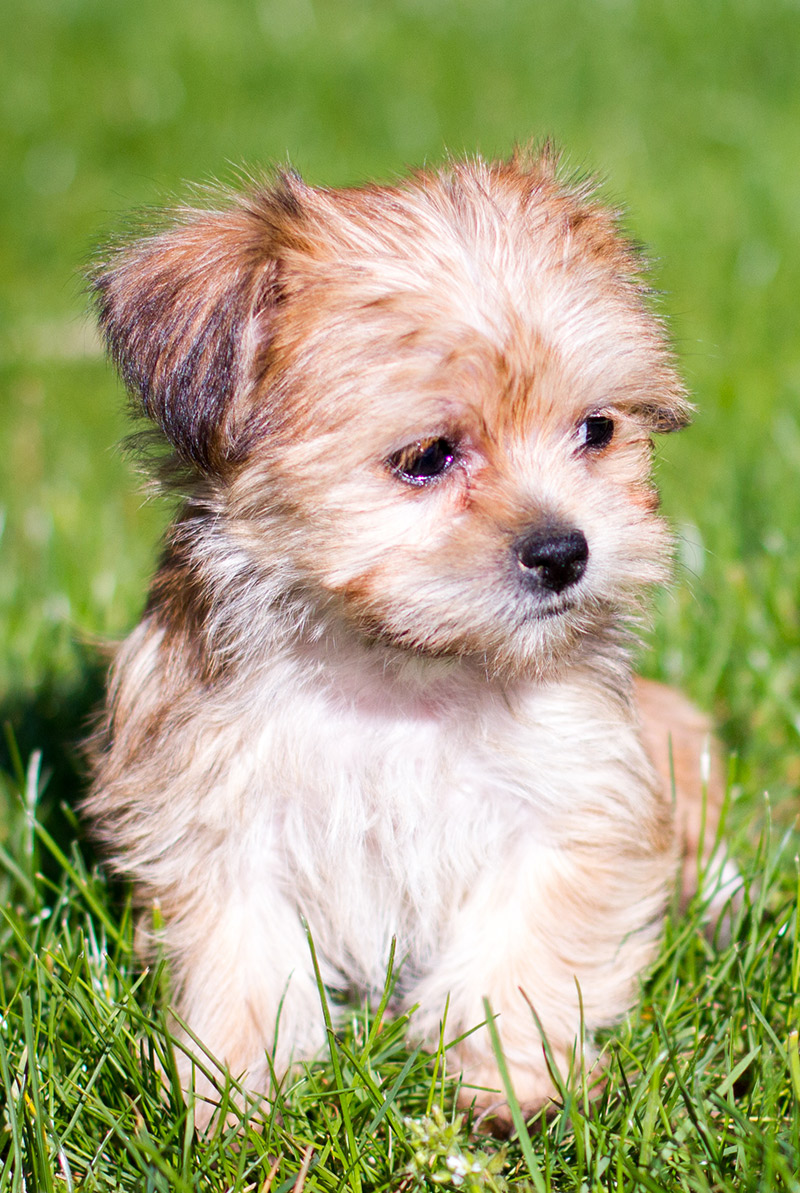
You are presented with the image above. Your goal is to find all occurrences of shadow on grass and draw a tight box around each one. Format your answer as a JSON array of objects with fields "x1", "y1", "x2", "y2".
[{"x1": 1, "y1": 646, "x2": 108, "y2": 869}]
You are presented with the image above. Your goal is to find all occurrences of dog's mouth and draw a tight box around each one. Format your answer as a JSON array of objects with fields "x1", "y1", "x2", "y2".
[{"x1": 519, "y1": 597, "x2": 577, "y2": 623}]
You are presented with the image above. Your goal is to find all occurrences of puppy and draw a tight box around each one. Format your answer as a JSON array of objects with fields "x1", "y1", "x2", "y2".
[{"x1": 86, "y1": 147, "x2": 722, "y2": 1126}]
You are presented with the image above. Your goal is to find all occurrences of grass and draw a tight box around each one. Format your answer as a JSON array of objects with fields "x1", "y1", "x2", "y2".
[{"x1": 2, "y1": 0, "x2": 800, "y2": 1187}]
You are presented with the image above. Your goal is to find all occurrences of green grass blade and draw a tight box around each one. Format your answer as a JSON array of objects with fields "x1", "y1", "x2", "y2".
[{"x1": 482, "y1": 998, "x2": 546, "y2": 1193}]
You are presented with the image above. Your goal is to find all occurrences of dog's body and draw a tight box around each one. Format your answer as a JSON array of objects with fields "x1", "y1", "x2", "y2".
[{"x1": 87, "y1": 149, "x2": 720, "y2": 1122}]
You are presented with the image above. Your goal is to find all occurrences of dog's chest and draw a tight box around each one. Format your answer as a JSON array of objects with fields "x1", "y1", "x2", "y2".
[
  {"x1": 270, "y1": 689, "x2": 512, "y2": 888},
  {"x1": 236, "y1": 666, "x2": 636, "y2": 987}
]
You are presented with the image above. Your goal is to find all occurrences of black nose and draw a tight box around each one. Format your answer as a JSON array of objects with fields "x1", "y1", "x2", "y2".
[{"x1": 514, "y1": 526, "x2": 588, "y2": 594}]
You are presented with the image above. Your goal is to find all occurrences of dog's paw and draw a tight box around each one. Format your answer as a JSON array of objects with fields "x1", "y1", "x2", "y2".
[{"x1": 455, "y1": 1050, "x2": 605, "y2": 1135}]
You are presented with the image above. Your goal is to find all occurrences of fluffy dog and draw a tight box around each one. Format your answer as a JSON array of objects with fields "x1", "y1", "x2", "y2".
[{"x1": 87, "y1": 147, "x2": 722, "y2": 1125}]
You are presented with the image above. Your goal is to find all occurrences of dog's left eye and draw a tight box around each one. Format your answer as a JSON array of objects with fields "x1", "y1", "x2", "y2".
[
  {"x1": 577, "y1": 415, "x2": 615, "y2": 451},
  {"x1": 388, "y1": 437, "x2": 457, "y2": 484}
]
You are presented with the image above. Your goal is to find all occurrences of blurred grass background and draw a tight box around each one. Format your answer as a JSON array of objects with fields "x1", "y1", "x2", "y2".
[{"x1": 1, "y1": 0, "x2": 799, "y2": 812}]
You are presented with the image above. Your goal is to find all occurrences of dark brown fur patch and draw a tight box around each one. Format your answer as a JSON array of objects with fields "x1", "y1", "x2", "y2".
[{"x1": 91, "y1": 205, "x2": 283, "y2": 473}]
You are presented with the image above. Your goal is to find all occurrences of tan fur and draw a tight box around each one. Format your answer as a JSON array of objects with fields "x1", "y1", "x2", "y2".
[
  {"x1": 635, "y1": 676, "x2": 729, "y2": 907},
  {"x1": 86, "y1": 149, "x2": 727, "y2": 1129}
]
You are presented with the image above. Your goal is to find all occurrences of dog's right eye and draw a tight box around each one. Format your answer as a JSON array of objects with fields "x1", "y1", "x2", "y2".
[{"x1": 388, "y1": 437, "x2": 457, "y2": 484}]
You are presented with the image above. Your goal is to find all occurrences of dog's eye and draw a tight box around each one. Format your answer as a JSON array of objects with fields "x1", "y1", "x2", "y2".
[
  {"x1": 577, "y1": 415, "x2": 614, "y2": 451},
  {"x1": 389, "y1": 437, "x2": 456, "y2": 484}
]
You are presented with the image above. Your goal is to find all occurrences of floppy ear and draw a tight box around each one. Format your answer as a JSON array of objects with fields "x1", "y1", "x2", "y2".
[
  {"x1": 91, "y1": 197, "x2": 286, "y2": 473},
  {"x1": 643, "y1": 395, "x2": 693, "y2": 433}
]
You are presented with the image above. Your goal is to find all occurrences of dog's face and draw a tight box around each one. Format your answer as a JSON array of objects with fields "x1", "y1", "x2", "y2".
[{"x1": 94, "y1": 151, "x2": 690, "y2": 676}]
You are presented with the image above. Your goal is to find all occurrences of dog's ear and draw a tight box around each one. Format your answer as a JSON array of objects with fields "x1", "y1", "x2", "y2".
[
  {"x1": 640, "y1": 393, "x2": 693, "y2": 433},
  {"x1": 91, "y1": 189, "x2": 297, "y2": 473}
]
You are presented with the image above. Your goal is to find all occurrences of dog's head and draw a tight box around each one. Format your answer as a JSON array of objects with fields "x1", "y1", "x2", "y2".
[{"x1": 93, "y1": 149, "x2": 690, "y2": 676}]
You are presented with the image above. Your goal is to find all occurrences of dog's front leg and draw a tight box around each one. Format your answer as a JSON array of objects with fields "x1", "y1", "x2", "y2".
[
  {"x1": 151, "y1": 874, "x2": 327, "y2": 1123},
  {"x1": 405, "y1": 837, "x2": 670, "y2": 1127}
]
